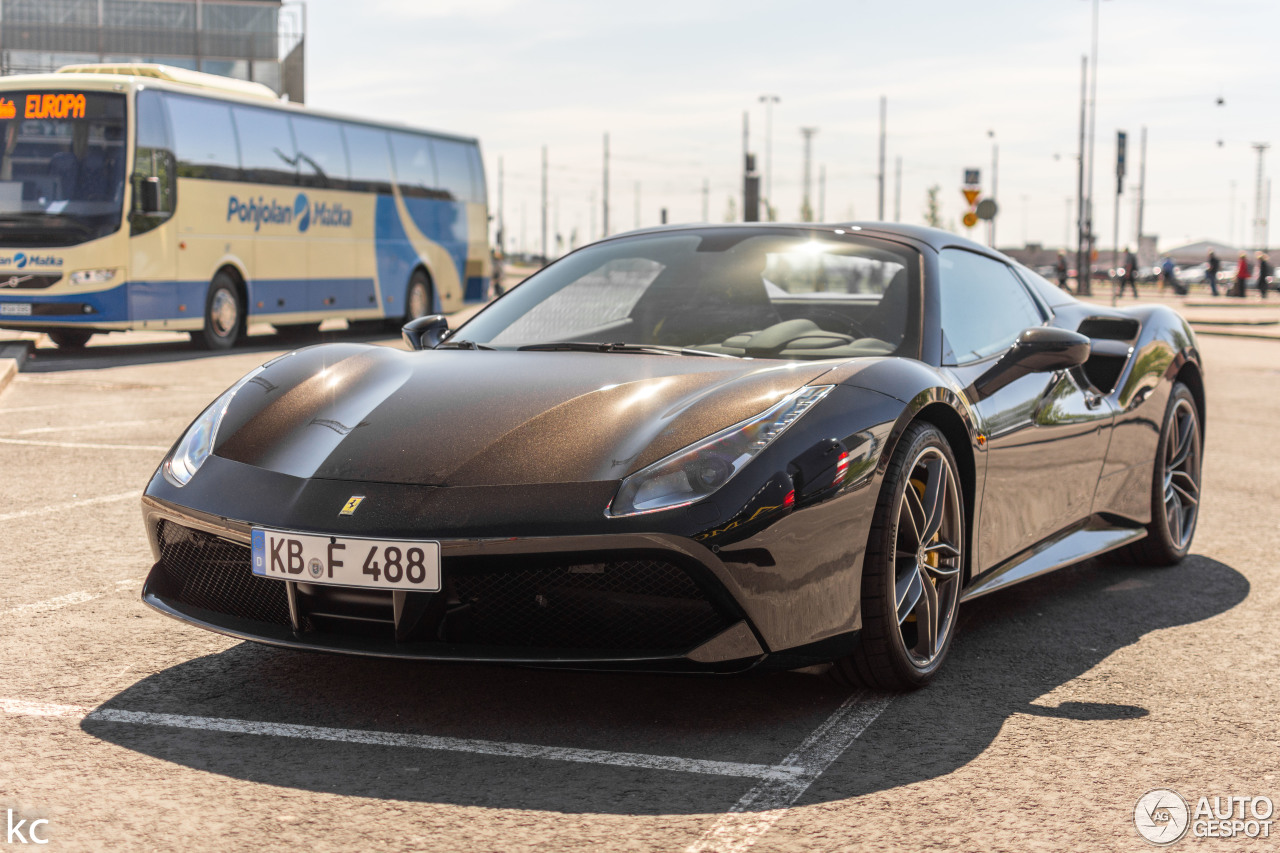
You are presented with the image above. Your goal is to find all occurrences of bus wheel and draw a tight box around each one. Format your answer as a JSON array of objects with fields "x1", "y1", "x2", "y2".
[
  {"x1": 406, "y1": 270, "x2": 433, "y2": 321},
  {"x1": 48, "y1": 329, "x2": 93, "y2": 350},
  {"x1": 199, "y1": 272, "x2": 244, "y2": 350}
]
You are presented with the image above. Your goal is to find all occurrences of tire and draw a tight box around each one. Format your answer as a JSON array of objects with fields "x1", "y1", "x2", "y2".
[
  {"x1": 831, "y1": 422, "x2": 965, "y2": 690},
  {"x1": 384, "y1": 269, "x2": 433, "y2": 332},
  {"x1": 405, "y1": 269, "x2": 433, "y2": 321},
  {"x1": 198, "y1": 271, "x2": 245, "y2": 350},
  {"x1": 1114, "y1": 382, "x2": 1202, "y2": 566},
  {"x1": 47, "y1": 329, "x2": 93, "y2": 349}
]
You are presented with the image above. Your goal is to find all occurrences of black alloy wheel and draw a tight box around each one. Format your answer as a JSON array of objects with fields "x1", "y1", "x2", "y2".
[
  {"x1": 833, "y1": 422, "x2": 965, "y2": 690},
  {"x1": 198, "y1": 271, "x2": 245, "y2": 350},
  {"x1": 1116, "y1": 382, "x2": 1202, "y2": 566}
]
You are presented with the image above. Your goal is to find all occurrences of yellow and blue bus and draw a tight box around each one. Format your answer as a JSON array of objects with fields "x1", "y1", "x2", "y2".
[{"x1": 0, "y1": 64, "x2": 491, "y2": 349}]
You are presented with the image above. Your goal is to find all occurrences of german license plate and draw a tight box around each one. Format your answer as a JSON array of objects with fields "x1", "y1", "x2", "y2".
[
  {"x1": 251, "y1": 528, "x2": 441, "y2": 591},
  {"x1": 0, "y1": 303, "x2": 32, "y2": 316}
]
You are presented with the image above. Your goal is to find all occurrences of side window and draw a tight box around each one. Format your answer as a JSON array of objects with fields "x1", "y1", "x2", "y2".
[
  {"x1": 131, "y1": 90, "x2": 176, "y2": 233},
  {"x1": 163, "y1": 93, "x2": 240, "y2": 180},
  {"x1": 389, "y1": 131, "x2": 439, "y2": 198},
  {"x1": 939, "y1": 248, "x2": 1044, "y2": 364},
  {"x1": 343, "y1": 124, "x2": 392, "y2": 193},
  {"x1": 431, "y1": 137, "x2": 476, "y2": 202},
  {"x1": 290, "y1": 115, "x2": 348, "y2": 188},
  {"x1": 467, "y1": 144, "x2": 486, "y2": 204},
  {"x1": 232, "y1": 105, "x2": 296, "y2": 184}
]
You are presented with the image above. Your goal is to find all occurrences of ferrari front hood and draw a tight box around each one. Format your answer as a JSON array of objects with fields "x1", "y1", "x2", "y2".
[{"x1": 213, "y1": 344, "x2": 836, "y2": 486}]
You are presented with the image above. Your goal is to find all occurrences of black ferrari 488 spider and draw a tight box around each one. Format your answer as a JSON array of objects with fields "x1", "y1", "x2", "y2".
[{"x1": 141, "y1": 224, "x2": 1204, "y2": 689}]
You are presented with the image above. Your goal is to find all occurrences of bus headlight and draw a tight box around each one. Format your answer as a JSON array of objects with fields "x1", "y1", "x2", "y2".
[
  {"x1": 164, "y1": 366, "x2": 265, "y2": 487},
  {"x1": 607, "y1": 385, "x2": 834, "y2": 517},
  {"x1": 70, "y1": 268, "x2": 118, "y2": 285}
]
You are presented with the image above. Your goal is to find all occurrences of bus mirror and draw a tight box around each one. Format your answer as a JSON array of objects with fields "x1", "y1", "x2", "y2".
[
  {"x1": 138, "y1": 176, "x2": 162, "y2": 213},
  {"x1": 402, "y1": 314, "x2": 449, "y2": 350}
]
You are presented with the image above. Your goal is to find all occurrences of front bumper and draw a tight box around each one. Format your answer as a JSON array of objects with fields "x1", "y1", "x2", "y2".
[{"x1": 142, "y1": 496, "x2": 771, "y2": 672}]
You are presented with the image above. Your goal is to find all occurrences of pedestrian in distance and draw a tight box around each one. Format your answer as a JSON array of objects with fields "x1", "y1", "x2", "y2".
[
  {"x1": 1119, "y1": 246, "x2": 1139, "y2": 298},
  {"x1": 1055, "y1": 251, "x2": 1069, "y2": 291},
  {"x1": 1206, "y1": 249, "x2": 1221, "y2": 296},
  {"x1": 1257, "y1": 252, "x2": 1272, "y2": 300},
  {"x1": 1161, "y1": 257, "x2": 1181, "y2": 296},
  {"x1": 1234, "y1": 252, "x2": 1251, "y2": 297}
]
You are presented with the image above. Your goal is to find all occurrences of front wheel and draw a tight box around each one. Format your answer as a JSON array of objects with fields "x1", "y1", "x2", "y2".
[
  {"x1": 1115, "y1": 382, "x2": 1202, "y2": 566},
  {"x1": 198, "y1": 272, "x2": 244, "y2": 350},
  {"x1": 831, "y1": 422, "x2": 965, "y2": 690},
  {"x1": 47, "y1": 329, "x2": 93, "y2": 350}
]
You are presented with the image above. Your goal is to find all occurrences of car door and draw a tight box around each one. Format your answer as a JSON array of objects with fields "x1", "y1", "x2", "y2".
[{"x1": 937, "y1": 248, "x2": 1114, "y2": 573}]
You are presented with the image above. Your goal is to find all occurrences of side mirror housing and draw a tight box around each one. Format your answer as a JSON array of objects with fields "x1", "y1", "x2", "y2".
[
  {"x1": 402, "y1": 314, "x2": 449, "y2": 350},
  {"x1": 137, "y1": 176, "x2": 162, "y2": 213},
  {"x1": 973, "y1": 326, "x2": 1091, "y2": 398}
]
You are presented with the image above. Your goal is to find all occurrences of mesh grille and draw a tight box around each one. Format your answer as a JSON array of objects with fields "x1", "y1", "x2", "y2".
[
  {"x1": 156, "y1": 521, "x2": 291, "y2": 627},
  {"x1": 153, "y1": 522, "x2": 731, "y2": 654},
  {"x1": 445, "y1": 557, "x2": 730, "y2": 651}
]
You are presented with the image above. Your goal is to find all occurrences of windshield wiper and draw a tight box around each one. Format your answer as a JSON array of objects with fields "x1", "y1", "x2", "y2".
[
  {"x1": 516, "y1": 341, "x2": 735, "y2": 358},
  {"x1": 435, "y1": 338, "x2": 494, "y2": 350}
]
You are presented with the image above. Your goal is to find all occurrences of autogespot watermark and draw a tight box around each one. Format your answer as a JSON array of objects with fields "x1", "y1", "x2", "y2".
[{"x1": 1135, "y1": 789, "x2": 1274, "y2": 845}]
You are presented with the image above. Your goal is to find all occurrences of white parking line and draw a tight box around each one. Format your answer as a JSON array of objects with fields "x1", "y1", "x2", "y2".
[
  {"x1": 1, "y1": 579, "x2": 136, "y2": 617},
  {"x1": 0, "y1": 699, "x2": 805, "y2": 782},
  {"x1": 0, "y1": 437, "x2": 169, "y2": 451},
  {"x1": 15, "y1": 418, "x2": 175, "y2": 435},
  {"x1": 0, "y1": 490, "x2": 138, "y2": 522},
  {"x1": 685, "y1": 691, "x2": 893, "y2": 853}
]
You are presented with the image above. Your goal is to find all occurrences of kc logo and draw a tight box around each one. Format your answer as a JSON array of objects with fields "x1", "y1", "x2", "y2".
[{"x1": 6, "y1": 809, "x2": 49, "y2": 845}]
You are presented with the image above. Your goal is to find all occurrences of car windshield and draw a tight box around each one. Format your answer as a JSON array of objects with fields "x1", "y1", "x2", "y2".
[
  {"x1": 0, "y1": 90, "x2": 128, "y2": 245},
  {"x1": 458, "y1": 228, "x2": 919, "y2": 360}
]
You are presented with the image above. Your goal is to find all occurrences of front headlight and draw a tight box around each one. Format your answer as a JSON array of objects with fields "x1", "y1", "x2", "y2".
[
  {"x1": 608, "y1": 385, "x2": 834, "y2": 517},
  {"x1": 164, "y1": 366, "x2": 265, "y2": 486},
  {"x1": 70, "y1": 268, "x2": 118, "y2": 285}
]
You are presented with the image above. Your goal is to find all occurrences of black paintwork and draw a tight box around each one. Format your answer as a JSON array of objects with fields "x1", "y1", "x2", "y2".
[{"x1": 140, "y1": 223, "x2": 1204, "y2": 672}]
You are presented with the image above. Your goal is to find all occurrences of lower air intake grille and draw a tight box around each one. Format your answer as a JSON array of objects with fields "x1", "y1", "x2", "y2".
[
  {"x1": 443, "y1": 557, "x2": 731, "y2": 651},
  {"x1": 156, "y1": 521, "x2": 291, "y2": 627}
]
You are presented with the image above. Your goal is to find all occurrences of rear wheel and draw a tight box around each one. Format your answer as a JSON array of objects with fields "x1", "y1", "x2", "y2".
[
  {"x1": 831, "y1": 422, "x2": 965, "y2": 690},
  {"x1": 406, "y1": 269, "x2": 433, "y2": 321},
  {"x1": 47, "y1": 329, "x2": 93, "y2": 350},
  {"x1": 1115, "y1": 382, "x2": 1202, "y2": 566},
  {"x1": 198, "y1": 271, "x2": 244, "y2": 350}
]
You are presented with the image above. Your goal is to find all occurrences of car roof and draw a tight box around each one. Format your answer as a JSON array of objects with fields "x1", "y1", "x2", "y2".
[{"x1": 597, "y1": 221, "x2": 1001, "y2": 257}]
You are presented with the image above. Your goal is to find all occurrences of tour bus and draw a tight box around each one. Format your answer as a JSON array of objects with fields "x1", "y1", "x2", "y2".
[{"x1": 0, "y1": 64, "x2": 491, "y2": 349}]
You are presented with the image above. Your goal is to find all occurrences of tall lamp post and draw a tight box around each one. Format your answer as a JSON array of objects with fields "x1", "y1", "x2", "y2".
[{"x1": 759, "y1": 94, "x2": 780, "y2": 218}]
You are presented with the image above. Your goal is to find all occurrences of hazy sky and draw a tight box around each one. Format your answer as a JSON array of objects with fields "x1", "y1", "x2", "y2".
[{"x1": 303, "y1": 0, "x2": 1279, "y2": 254}]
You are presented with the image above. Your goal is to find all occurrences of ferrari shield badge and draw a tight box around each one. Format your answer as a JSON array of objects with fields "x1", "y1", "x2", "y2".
[{"x1": 339, "y1": 495, "x2": 365, "y2": 516}]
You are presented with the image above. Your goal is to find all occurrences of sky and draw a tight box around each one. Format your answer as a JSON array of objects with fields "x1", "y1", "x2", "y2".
[{"x1": 301, "y1": 0, "x2": 1280, "y2": 256}]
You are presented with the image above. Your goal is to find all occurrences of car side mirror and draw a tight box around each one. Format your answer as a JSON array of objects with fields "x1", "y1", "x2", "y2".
[
  {"x1": 402, "y1": 314, "x2": 449, "y2": 350},
  {"x1": 973, "y1": 326, "x2": 1091, "y2": 398},
  {"x1": 137, "y1": 176, "x2": 162, "y2": 213}
]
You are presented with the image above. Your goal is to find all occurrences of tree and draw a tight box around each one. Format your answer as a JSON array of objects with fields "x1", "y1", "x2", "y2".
[
  {"x1": 724, "y1": 196, "x2": 738, "y2": 222},
  {"x1": 924, "y1": 185, "x2": 943, "y2": 228}
]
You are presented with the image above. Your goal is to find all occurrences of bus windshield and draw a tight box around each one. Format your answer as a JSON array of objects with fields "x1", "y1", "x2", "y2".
[{"x1": 0, "y1": 90, "x2": 127, "y2": 245}]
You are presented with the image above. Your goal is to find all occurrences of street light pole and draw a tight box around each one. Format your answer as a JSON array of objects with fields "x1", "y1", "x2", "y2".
[{"x1": 758, "y1": 94, "x2": 780, "y2": 217}]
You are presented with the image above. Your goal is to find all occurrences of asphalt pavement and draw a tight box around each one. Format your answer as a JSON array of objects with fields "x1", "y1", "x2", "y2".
[{"x1": 0, "y1": 322, "x2": 1277, "y2": 852}]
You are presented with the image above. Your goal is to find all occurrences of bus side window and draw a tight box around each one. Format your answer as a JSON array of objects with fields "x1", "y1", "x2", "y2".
[
  {"x1": 291, "y1": 115, "x2": 349, "y2": 190},
  {"x1": 232, "y1": 105, "x2": 297, "y2": 186},
  {"x1": 131, "y1": 89, "x2": 176, "y2": 235},
  {"x1": 163, "y1": 93, "x2": 241, "y2": 181},
  {"x1": 343, "y1": 124, "x2": 393, "y2": 195},
  {"x1": 389, "y1": 131, "x2": 442, "y2": 199},
  {"x1": 431, "y1": 138, "x2": 475, "y2": 203}
]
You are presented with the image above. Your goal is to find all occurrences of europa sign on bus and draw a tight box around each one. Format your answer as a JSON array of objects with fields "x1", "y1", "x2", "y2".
[{"x1": 24, "y1": 93, "x2": 87, "y2": 120}]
